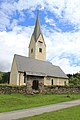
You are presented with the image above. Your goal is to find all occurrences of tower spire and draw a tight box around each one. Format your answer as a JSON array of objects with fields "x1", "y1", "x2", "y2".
[
  {"x1": 29, "y1": 12, "x2": 46, "y2": 61},
  {"x1": 33, "y1": 12, "x2": 42, "y2": 42}
]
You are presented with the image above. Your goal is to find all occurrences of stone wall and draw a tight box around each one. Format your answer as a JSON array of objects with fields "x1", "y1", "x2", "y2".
[
  {"x1": 0, "y1": 85, "x2": 80, "y2": 94},
  {"x1": 44, "y1": 86, "x2": 80, "y2": 94}
]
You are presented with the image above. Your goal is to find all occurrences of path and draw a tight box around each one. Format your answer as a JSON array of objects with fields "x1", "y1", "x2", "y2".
[{"x1": 0, "y1": 99, "x2": 80, "y2": 120}]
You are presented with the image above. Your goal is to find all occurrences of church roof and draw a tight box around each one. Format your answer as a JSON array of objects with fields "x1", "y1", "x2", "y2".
[
  {"x1": 33, "y1": 14, "x2": 42, "y2": 42},
  {"x1": 14, "y1": 54, "x2": 68, "y2": 79}
]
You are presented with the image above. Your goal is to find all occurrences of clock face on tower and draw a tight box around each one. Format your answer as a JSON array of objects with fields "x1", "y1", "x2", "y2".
[{"x1": 38, "y1": 40, "x2": 43, "y2": 46}]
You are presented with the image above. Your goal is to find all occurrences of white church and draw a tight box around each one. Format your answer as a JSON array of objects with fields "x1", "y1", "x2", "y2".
[{"x1": 10, "y1": 14, "x2": 68, "y2": 90}]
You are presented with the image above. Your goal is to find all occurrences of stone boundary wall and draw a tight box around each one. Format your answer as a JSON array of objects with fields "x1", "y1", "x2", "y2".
[
  {"x1": 0, "y1": 85, "x2": 80, "y2": 94},
  {"x1": 44, "y1": 86, "x2": 80, "y2": 94}
]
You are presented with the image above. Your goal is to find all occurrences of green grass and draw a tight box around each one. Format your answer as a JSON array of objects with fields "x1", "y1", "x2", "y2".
[
  {"x1": 0, "y1": 94, "x2": 80, "y2": 113},
  {"x1": 19, "y1": 105, "x2": 80, "y2": 120}
]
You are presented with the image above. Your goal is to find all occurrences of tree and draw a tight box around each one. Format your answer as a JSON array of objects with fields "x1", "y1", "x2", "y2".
[
  {"x1": 0, "y1": 72, "x2": 10, "y2": 84},
  {"x1": 67, "y1": 72, "x2": 80, "y2": 86},
  {"x1": 67, "y1": 74, "x2": 72, "y2": 79},
  {"x1": 0, "y1": 72, "x2": 3, "y2": 82}
]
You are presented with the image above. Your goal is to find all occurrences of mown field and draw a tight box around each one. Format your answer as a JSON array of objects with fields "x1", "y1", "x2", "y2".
[
  {"x1": 19, "y1": 105, "x2": 80, "y2": 120},
  {"x1": 0, "y1": 94, "x2": 80, "y2": 113}
]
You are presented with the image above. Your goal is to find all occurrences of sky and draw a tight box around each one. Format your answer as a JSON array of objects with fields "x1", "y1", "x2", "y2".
[{"x1": 0, "y1": 0, "x2": 80, "y2": 74}]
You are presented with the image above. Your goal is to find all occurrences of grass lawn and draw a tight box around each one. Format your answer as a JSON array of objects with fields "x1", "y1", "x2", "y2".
[
  {"x1": 19, "y1": 105, "x2": 80, "y2": 120},
  {"x1": 0, "y1": 94, "x2": 80, "y2": 113}
]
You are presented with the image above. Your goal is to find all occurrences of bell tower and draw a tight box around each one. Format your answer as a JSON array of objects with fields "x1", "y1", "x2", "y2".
[{"x1": 29, "y1": 14, "x2": 46, "y2": 61}]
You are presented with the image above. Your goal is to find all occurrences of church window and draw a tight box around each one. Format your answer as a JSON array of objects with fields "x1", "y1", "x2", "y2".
[
  {"x1": 24, "y1": 72, "x2": 26, "y2": 83},
  {"x1": 19, "y1": 73, "x2": 20, "y2": 85},
  {"x1": 51, "y1": 79, "x2": 54, "y2": 85},
  {"x1": 39, "y1": 48, "x2": 42, "y2": 53},
  {"x1": 31, "y1": 48, "x2": 33, "y2": 53},
  {"x1": 64, "y1": 81, "x2": 66, "y2": 86}
]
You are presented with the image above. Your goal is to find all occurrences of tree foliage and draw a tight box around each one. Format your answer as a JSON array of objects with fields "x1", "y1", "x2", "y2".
[
  {"x1": 67, "y1": 72, "x2": 80, "y2": 86},
  {"x1": 0, "y1": 72, "x2": 10, "y2": 84},
  {"x1": 0, "y1": 72, "x2": 3, "y2": 81}
]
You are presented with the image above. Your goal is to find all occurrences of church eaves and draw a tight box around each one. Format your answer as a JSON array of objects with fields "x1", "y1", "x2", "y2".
[{"x1": 33, "y1": 13, "x2": 42, "y2": 42}]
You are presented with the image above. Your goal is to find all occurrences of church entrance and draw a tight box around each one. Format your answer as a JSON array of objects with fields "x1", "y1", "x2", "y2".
[{"x1": 32, "y1": 80, "x2": 39, "y2": 90}]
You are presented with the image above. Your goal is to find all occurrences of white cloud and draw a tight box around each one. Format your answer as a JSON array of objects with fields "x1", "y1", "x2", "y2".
[
  {"x1": 0, "y1": 26, "x2": 33, "y2": 72},
  {"x1": 51, "y1": 57, "x2": 80, "y2": 74},
  {"x1": 16, "y1": 0, "x2": 45, "y2": 11},
  {"x1": 0, "y1": 11, "x2": 10, "y2": 31},
  {"x1": 45, "y1": 17, "x2": 56, "y2": 27},
  {"x1": 1, "y1": 0, "x2": 80, "y2": 30},
  {"x1": 45, "y1": 0, "x2": 65, "y2": 16},
  {"x1": 64, "y1": 0, "x2": 80, "y2": 25},
  {"x1": 45, "y1": 0, "x2": 80, "y2": 27},
  {"x1": 0, "y1": 0, "x2": 80, "y2": 74},
  {"x1": 0, "y1": 1, "x2": 17, "y2": 30},
  {"x1": 0, "y1": 24, "x2": 80, "y2": 73},
  {"x1": 42, "y1": 27, "x2": 80, "y2": 74}
]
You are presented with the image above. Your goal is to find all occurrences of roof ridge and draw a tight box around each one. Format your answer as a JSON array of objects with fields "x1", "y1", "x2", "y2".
[{"x1": 14, "y1": 54, "x2": 51, "y2": 64}]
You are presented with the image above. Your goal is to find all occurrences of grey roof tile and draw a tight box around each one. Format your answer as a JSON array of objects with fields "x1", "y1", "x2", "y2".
[{"x1": 14, "y1": 54, "x2": 68, "y2": 79}]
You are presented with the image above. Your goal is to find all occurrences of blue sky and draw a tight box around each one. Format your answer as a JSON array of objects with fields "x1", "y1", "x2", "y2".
[{"x1": 0, "y1": 0, "x2": 80, "y2": 74}]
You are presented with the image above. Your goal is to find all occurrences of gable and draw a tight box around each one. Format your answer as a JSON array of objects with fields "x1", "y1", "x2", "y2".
[
  {"x1": 10, "y1": 56, "x2": 18, "y2": 85},
  {"x1": 10, "y1": 56, "x2": 18, "y2": 73}
]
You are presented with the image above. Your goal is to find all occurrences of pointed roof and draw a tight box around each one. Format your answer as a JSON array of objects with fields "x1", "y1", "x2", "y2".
[{"x1": 33, "y1": 13, "x2": 42, "y2": 42}]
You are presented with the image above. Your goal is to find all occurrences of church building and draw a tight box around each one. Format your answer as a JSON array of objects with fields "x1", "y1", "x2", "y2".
[{"x1": 10, "y1": 14, "x2": 68, "y2": 89}]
